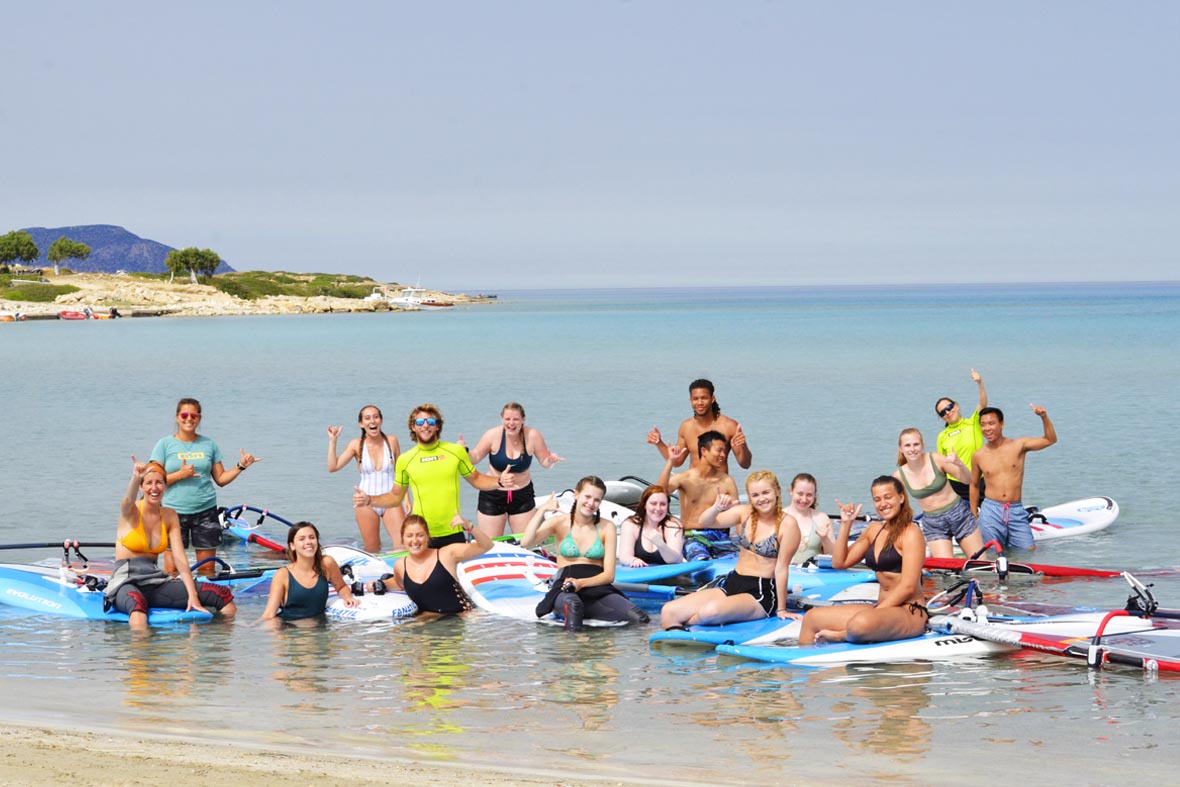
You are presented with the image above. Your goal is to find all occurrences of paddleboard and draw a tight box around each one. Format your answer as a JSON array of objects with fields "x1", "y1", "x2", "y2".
[
  {"x1": 716, "y1": 610, "x2": 1159, "y2": 668},
  {"x1": 0, "y1": 564, "x2": 212, "y2": 625},
  {"x1": 648, "y1": 583, "x2": 880, "y2": 647},
  {"x1": 1028, "y1": 496, "x2": 1119, "y2": 541},
  {"x1": 937, "y1": 610, "x2": 1180, "y2": 670},
  {"x1": 456, "y1": 544, "x2": 627, "y2": 627},
  {"x1": 321, "y1": 546, "x2": 417, "y2": 621},
  {"x1": 616, "y1": 558, "x2": 716, "y2": 584},
  {"x1": 325, "y1": 591, "x2": 417, "y2": 622},
  {"x1": 716, "y1": 630, "x2": 1011, "y2": 666}
]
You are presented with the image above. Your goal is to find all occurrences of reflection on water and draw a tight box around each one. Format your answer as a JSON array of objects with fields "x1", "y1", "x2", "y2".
[{"x1": 827, "y1": 663, "x2": 934, "y2": 758}]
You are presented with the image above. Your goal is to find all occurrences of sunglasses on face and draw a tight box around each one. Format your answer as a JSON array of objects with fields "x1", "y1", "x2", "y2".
[
  {"x1": 178, "y1": 412, "x2": 201, "y2": 421},
  {"x1": 937, "y1": 402, "x2": 956, "y2": 418},
  {"x1": 414, "y1": 417, "x2": 438, "y2": 426}
]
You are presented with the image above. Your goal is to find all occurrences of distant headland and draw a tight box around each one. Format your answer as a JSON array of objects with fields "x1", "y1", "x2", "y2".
[{"x1": 0, "y1": 225, "x2": 490, "y2": 318}]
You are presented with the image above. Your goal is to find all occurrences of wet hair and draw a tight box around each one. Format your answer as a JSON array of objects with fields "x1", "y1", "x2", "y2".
[
  {"x1": 626, "y1": 484, "x2": 675, "y2": 535},
  {"x1": 570, "y1": 476, "x2": 607, "y2": 525},
  {"x1": 980, "y1": 406, "x2": 1004, "y2": 423},
  {"x1": 870, "y1": 476, "x2": 915, "y2": 549},
  {"x1": 175, "y1": 398, "x2": 202, "y2": 415},
  {"x1": 356, "y1": 405, "x2": 388, "y2": 468},
  {"x1": 896, "y1": 428, "x2": 924, "y2": 466},
  {"x1": 501, "y1": 402, "x2": 526, "y2": 419},
  {"x1": 790, "y1": 473, "x2": 818, "y2": 509},
  {"x1": 401, "y1": 514, "x2": 429, "y2": 538},
  {"x1": 743, "y1": 470, "x2": 785, "y2": 541},
  {"x1": 286, "y1": 521, "x2": 324, "y2": 576},
  {"x1": 689, "y1": 379, "x2": 721, "y2": 417},
  {"x1": 407, "y1": 404, "x2": 444, "y2": 442},
  {"x1": 697, "y1": 429, "x2": 728, "y2": 457}
]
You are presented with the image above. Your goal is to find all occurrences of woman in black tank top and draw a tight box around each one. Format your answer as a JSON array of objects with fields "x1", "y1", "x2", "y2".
[
  {"x1": 392, "y1": 514, "x2": 493, "y2": 616},
  {"x1": 799, "y1": 476, "x2": 929, "y2": 645},
  {"x1": 618, "y1": 485, "x2": 685, "y2": 567}
]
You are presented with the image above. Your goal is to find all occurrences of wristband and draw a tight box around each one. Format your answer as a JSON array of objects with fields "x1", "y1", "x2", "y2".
[{"x1": 237, "y1": 462, "x2": 247, "y2": 471}]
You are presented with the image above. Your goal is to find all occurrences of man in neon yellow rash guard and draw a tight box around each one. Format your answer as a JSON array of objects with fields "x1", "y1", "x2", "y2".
[{"x1": 934, "y1": 369, "x2": 988, "y2": 501}]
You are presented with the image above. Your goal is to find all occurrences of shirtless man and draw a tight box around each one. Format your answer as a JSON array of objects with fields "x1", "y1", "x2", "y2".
[
  {"x1": 970, "y1": 404, "x2": 1057, "y2": 551},
  {"x1": 647, "y1": 379, "x2": 751, "y2": 474},
  {"x1": 657, "y1": 431, "x2": 740, "y2": 560}
]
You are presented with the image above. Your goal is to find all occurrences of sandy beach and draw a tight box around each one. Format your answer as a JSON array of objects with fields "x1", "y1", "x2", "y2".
[
  {"x1": 1, "y1": 272, "x2": 488, "y2": 319},
  {"x1": 0, "y1": 724, "x2": 661, "y2": 787}
]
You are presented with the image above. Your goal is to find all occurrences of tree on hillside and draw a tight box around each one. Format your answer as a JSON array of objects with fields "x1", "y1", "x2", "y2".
[
  {"x1": 166, "y1": 247, "x2": 222, "y2": 284},
  {"x1": 0, "y1": 230, "x2": 40, "y2": 270},
  {"x1": 46, "y1": 236, "x2": 91, "y2": 276}
]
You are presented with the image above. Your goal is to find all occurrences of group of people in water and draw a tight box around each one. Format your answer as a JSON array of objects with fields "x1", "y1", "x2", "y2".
[{"x1": 112, "y1": 372, "x2": 1058, "y2": 643}]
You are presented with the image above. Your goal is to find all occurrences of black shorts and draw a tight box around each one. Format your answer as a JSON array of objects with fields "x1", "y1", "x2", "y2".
[
  {"x1": 177, "y1": 506, "x2": 223, "y2": 550},
  {"x1": 429, "y1": 531, "x2": 467, "y2": 549},
  {"x1": 111, "y1": 578, "x2": 233, "y2": 616},
  {"x1": 720, "y1": 571, "x2": 777, "y2": 616},
  {"x1": 477, "y1": 482, "x2": 537, "y2": 517}
]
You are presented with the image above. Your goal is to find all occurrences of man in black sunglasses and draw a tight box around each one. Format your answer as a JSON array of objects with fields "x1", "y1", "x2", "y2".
[{"x1": 934, "y1": 369, "x2": 988, "y2": 500}]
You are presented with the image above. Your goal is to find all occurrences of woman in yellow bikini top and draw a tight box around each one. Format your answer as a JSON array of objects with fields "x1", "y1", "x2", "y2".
[{"x1": 119, "y1": 501, "x2": 170, "y2": 555}]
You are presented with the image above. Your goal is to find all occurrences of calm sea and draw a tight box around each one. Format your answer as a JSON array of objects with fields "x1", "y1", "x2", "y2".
[{"x1": 2, "y1": 283, "x2": 1179, "y2": 784}]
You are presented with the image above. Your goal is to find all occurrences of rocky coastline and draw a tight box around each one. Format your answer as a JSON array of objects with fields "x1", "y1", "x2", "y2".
[{"x1": 1, "y1": 273, "x2": 491, "y2": 319}]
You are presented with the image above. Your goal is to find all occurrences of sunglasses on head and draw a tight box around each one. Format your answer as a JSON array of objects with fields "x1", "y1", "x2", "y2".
[
  {"x1": 179, "y1": 412, "x2": 201, "y2": 421},
  {"x1": 937, "y1": 402, "x2": 956, "y2": 418},
  {"x1": 414, "y1": 417, "x2": 438, "y2": 426}
]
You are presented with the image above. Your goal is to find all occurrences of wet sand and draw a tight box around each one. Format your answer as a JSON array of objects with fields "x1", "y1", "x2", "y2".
[{"x1": 0, "y1": 723, "x2": 665, "y2": 787}]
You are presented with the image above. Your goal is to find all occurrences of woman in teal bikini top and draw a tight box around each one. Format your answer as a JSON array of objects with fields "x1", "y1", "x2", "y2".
[
  {"x1": 521, "y1": 476, "x2": 649, "y2": 630},
  {"x1": 558, "y1": 528, "x2": 605, "y2": 559}
]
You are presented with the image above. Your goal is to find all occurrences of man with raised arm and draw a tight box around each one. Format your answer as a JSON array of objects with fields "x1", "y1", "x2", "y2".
[
  {"x1": 647, "y1": 379, "x2": 751, "y2": 474},
  {"x1": 970, "y1": 404, "x2": 1057, "y2": 551},
  {"x1": 657, "y1": 431, "x2": 740, "y2": 560},
  {"x1": 353, "y1": 404, "x2": 510, "y2": 548},
  {"x1": 934, "y1": 368, "x2": 989, "y2": 500}
]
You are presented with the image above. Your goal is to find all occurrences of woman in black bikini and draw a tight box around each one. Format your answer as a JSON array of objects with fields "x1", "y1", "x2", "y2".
[
  {"x1": 799, "y1": 476, "x2": 928, "y2": 645},
  {"x1": 618, "y1": 485, "x2": 685, "y2": 567},
  {"x1": 466, "y1": 402, "x2": 565, "y2": 538}
]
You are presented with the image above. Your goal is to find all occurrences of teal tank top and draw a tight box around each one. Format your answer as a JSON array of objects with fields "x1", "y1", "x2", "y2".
[{"x1": 279, "y1": 569, "x2": 329, "y2": 621}]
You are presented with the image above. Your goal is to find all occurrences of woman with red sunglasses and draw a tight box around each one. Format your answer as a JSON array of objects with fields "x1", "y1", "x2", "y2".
[{"x1": 150, "y1": 397, "x2": 260, "y2": 575}]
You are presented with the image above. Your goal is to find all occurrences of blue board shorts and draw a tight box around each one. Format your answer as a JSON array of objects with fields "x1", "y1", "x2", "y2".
[
  {"x1": 919, "y1": 497, "x2": 980, "y2": 544},
  {"x1": 978, "y1": 498, "x2": 1034, "y2": 549}
]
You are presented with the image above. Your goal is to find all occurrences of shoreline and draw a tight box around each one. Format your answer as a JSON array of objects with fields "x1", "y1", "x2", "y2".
[
  {"x1": 0, "y1": 272, "x2": 492, "y2": 319},
  {"x1": 0, "y1": 722, "x2": 686, "y2": 787}
]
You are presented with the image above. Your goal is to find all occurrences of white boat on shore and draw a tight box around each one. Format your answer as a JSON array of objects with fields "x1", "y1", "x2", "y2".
[{"x1": 363, "y1": 286, "x2": 453, "y2": 310}]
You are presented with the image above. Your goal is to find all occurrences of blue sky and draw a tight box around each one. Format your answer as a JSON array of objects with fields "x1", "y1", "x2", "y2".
[{"x1": 4, "y1": 3, "x2": 1177, "y2": 289}]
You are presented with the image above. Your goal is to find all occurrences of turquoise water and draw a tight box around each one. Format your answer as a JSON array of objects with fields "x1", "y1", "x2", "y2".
[{"x1": 2, "y1": 283, "x2": 1179, "y2": 784}]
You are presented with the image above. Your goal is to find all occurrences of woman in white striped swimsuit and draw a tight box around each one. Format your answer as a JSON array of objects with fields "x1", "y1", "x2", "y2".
[{"x1": 328, "y1": 405, "x2": 404, "y2": 551}]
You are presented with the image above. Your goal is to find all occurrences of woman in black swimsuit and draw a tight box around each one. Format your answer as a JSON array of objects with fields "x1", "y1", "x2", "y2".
[
  {"x1": 799, "y1": 476, "x2": 928, "y2": 645},
  {"x1": 466, "y1": 402, "x2": 565, "y2": 538},
  {"x1": 618, "y1": 485, "x2": 685, "y2": 567},
  {"x1": 391, "y1": 514, "x2": 493, "y2": 615}
]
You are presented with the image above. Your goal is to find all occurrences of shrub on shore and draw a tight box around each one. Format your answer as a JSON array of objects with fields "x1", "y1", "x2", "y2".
[
  {"x1": 208, "y1": 271, "x2": 375, "y2": 301},
  {"x1": 0, "y1": 275, "x2": 80, "y2": 302}
]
